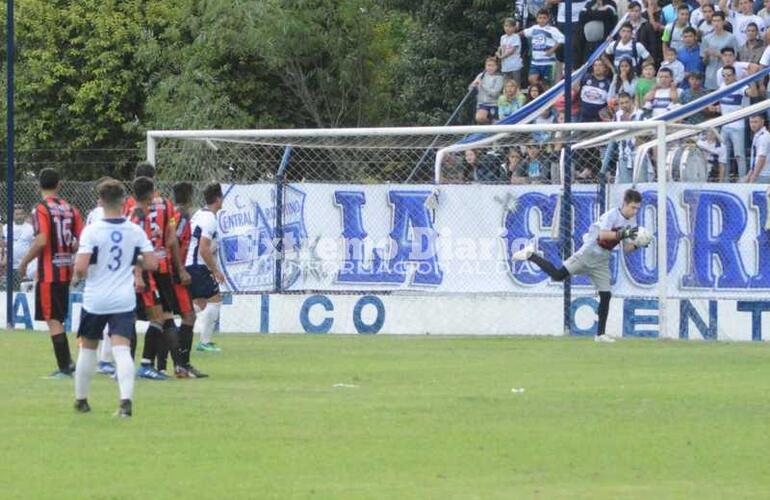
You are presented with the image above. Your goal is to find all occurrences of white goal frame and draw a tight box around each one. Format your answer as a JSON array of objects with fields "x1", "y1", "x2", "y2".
[{"x1": 146, "y1": 122, "x2": 669, "y2": 338}]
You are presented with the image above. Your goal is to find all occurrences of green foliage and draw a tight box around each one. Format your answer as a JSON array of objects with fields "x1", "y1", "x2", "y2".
[
  {"x1": 0, "y1": 0, "x2": 512, "y2": 178},
  {"x1": 250, "y1": 0, "x2": 412, "y2": 127},
  {"x1": 387, "y1": 0, "x2": 514, "y2": 125}
]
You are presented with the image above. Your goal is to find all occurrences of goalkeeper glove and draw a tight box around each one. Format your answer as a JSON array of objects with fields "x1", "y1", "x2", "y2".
[{"x1": 617, "y1": 226, "x2": 638, "y2": 240}]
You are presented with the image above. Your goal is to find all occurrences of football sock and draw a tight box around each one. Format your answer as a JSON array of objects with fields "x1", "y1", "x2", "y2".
[
  {"x1": 141, "y1": 322, "x2": 163, "y2": 366},
  {"x1": 179, "y1": 323, "x2": 194, "y2": 365},
  {"x1": 161, "y1": 319, "x2": 183, "y2": 367},
  {"x1": 156, "y1": 321, "x2": 170, "y2": 371},
  {"x1": 597, "y1": 291, "x2": 612, "y2": 336},
  {"x1": 198, "y1": 306, "x2": 212, "y2": 344},
  {"x1": 112, "y1": 345, "x2": 135, "y2": 401},
  {"x1": 156, "y1": 341, "x2": 168, "y2": 371},
  {"x1": 529, "y1": 254, "x2": 570, "y2": 281},
  {"x1": 75, "y1": 347, "x2": 97, "y2": 400},
  {"x1": 200, "y1": 302, "x2": 221, "y2": 344},
  {"x1": 51, "y1": 332, "x2": 72, "y2": 372},
  {"x1": 99, "y1": 328, "x2": 113, "y2": 363}
]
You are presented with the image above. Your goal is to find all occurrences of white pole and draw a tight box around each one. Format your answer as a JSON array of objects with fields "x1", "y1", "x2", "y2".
[
  {"x1": 434, "y1": 149, "x2": 445, "y2": 184},
  {"x1": 146, "y1": 132, "x2": 157, "y2": 166},
  {"x1": 656, "y1": 121, "x2": 668, "y2": 338}
]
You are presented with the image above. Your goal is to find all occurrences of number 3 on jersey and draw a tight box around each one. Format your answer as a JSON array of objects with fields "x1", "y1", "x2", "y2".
[{"x1": 108, "y1": 230, "x2": 123, "y2": 271}]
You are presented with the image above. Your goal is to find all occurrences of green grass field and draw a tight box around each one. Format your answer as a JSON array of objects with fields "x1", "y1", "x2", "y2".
[{"x1": 2, "y1": 331, "x2": 770, "y2": 499}]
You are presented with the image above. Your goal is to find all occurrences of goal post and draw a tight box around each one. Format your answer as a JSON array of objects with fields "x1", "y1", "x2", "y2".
[{"x1": 144, "y1": 121, "x2": 683, "y2": 337}]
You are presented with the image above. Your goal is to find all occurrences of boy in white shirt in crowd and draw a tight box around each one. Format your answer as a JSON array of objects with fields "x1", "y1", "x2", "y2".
[
  {"x1": 523, "y1": 9, "x2": 565, "y2": 86},
  {"x1": 497, "y1": 18, "x2": 523, "y2": 84},
  {"x1": 660, "y1": 45, "x2": 686, "y2": 86}
]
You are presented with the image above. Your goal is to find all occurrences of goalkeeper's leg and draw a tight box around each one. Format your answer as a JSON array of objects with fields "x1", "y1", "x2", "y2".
[
  {"x1": 597, "y1": 291, "x2": 611, "y2": 336},
  {"x1": 591, "y1": 264, "x2": 616, "y2": 342},
  {"x1": 511, "y1": 241, "x2": 570, "y2": 281},
  {"x1": 529, "y1": 253, "x2": 570, "y2": 281}
]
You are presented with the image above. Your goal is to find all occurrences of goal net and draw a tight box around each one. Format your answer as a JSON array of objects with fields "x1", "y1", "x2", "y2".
[{"x1": 145, "y1": 123, "x2": 673, "y2": 331}]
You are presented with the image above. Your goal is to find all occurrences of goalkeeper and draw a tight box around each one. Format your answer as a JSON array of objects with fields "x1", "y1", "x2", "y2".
[{"x1": 512, "y1": 188, "x2": 650, "y2": 342}]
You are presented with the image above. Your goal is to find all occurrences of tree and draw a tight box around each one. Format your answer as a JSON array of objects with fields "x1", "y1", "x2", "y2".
[
  {"x1": 0, "y1": 0, "x2": 509, "y2": 182},
  {"x1": 1, "y1": 0, "x2": 168, "y2": 179},
  {"x1": 252, "y1": 0, "x2": 411, "y2": 128},
  {"x1": 388, "y1": 0, "x2": 513, "y2": 125}
]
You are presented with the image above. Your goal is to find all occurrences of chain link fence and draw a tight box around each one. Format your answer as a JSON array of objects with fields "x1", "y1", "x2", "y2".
[
  {"x1": 145, "y1": 127, "x2": 664, "y2": 298},
  {"x1": 1, "y1": 125, "x2": 758, "y2": 300}
]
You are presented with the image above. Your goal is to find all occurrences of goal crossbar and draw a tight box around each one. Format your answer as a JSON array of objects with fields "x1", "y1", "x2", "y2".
[{"x1": 632, "y1": 98, "x2": 770, "y2": 182}]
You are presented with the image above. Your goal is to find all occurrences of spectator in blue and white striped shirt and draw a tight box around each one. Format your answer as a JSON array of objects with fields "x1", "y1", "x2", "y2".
[
  {"x1": 523, "y1": 9, "x2": 565, "y2": 87},
  {"x1": 643, "y1": 67, "x2": 678, "y2": 118}
]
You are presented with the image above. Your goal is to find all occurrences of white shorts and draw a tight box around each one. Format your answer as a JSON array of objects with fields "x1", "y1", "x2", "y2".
[{"x1": 563, "y1": 244, "x2": 611, "y2": 292}]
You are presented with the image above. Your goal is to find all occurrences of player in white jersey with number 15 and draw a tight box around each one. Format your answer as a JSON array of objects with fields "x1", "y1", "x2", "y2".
[
  {"x1": 72, "y1": 180, "x2": 157, "y2": 418},
  {"x1": 185, "y1": 183, "x2": 225, "y2": 352}
]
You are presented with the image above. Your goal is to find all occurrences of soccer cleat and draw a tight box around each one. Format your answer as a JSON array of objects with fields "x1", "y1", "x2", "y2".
[
  {"x1": 114, "y1": 399, "x2": 132, "y2": 418},
  {"x1": 594, "y1": 334, "x2": 616, "y2": 343},
  {"x1": 181, "y1": 364, "x2": 208, "y2": 378},
  {"x1": 195, "y1": 341, "x2": 222, "y2": 352},
  {"x1": 511, "y1": 242, "x2": 536, "y2": 261},
  {"x1": 96, "y1": 361, "x2": 116, "y2": 375},
  {"x1": 174, "y1": 366, "x2": 191, "y2": 379},
  {"x1": 74, "y1": 399, "x2": 91, "y2": 413},
  {"x1": 136, "y1": 364, "x2": 169, "y2": 380},
  {"x1": 47, "y1": 369, "x2": 74, "y2": 379}
]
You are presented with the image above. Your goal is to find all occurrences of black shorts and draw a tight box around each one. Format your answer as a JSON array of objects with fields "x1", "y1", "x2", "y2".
[
  {"x1": 35, "y1": 282, "x2": 69, "y2": 322},
  {"x1": 78, "y1": 310, "x2": 136, "y2": 340},
  {"x1": 153, "y1": 272, "x2": 177, "y2": 314},
  {"x1": 186, "y1": 265, "x2": 220, "y2": 300}
]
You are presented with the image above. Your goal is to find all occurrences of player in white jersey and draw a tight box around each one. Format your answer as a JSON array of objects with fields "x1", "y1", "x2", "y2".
[
  {"x1": 86, "y1": 205, "x2": 104, "y2": 226},
  {"x1": 511, "y1": 189, "x2": 649, "y2": 342},
  {"x1": 72, "y1": 180, "x2": 157, "y2": 417},
  {"x1": 85, "y1": 179, "x2": 117, "y2": 376},
  {"x1": 185, "y1": 183, "x2": 225, "y2": 352}
]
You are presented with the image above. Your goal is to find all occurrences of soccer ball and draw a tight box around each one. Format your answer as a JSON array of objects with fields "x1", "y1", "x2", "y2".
[{"x1": 634, "y1": 227, "x2": 653, "y2": 247}]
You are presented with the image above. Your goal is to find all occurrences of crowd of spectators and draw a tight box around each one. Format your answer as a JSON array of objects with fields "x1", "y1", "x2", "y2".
[{"x1": 458, "y1": 0, "x2": 770, "y2": 185}]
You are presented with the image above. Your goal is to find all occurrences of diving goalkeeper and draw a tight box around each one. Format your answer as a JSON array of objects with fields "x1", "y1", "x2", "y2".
[{"x1": 511, "y1": 188, "x2": 651, "y2": 342}]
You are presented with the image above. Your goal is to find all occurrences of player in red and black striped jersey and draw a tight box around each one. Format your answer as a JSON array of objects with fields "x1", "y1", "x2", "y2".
[
  {"x1": 166, "y1": 181, "x2": 203, "y2": 374},
  {"x1": 129, "y1": 168, "x2": 205, "y2": 379},
  {"x1": 128, "y1": 176, "x2": 184, "y2": 379},
  {"x1": 18, "y1": 168, "x2": 84, "y2": 377}
]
